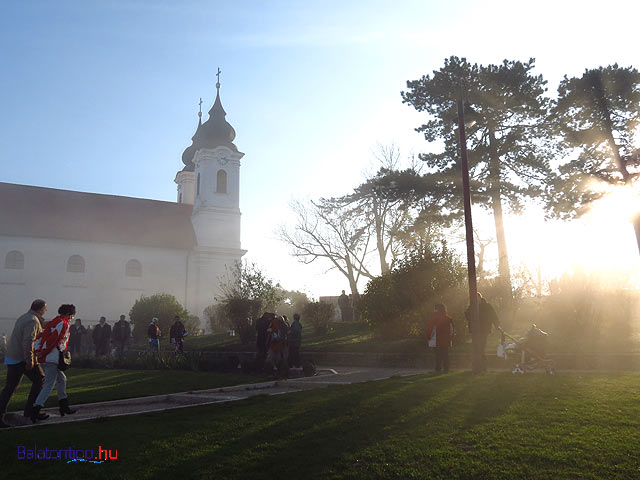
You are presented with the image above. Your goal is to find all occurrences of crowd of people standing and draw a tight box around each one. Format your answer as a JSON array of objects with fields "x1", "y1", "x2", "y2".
[{"x1": 255, "y1": 312, "x2": 303, "y2": 375}]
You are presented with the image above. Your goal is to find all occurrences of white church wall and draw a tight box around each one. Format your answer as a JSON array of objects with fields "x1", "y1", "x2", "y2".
[{"x1": 0, "y1": 235, "x2": 190, "y2": 332}]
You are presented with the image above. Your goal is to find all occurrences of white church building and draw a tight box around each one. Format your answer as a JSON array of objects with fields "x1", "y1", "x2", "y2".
[{"x1": 0, "y1": 82, "x2": 246, "y2": 333}]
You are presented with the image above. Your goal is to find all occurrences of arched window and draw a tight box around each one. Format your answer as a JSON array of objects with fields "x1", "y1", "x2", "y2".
[
  {"x1": 216, "y1": 169, "x2": 227, "y2": 193},
  {"x1": 125, "y1": 259, "x2": 142, "y2": 277},
  {"x1": 4, "y1": 250, "x2": 24, "y2": 270},
  {"x1": 67, "y1": 255, "x2": 85, "y2": 273},
  {"x1": 196, "y1": 173, "x2": 201, "y2": 196}
]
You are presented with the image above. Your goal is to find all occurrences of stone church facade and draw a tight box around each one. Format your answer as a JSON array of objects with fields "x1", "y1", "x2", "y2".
[{"x1": 0, "y1": 84, "x2": 245, "y2": 332}]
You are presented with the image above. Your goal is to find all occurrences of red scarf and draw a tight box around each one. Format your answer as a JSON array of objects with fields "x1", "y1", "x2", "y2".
[{"x1": 34, "y1": 315, "x2": 70, "y2": 363}]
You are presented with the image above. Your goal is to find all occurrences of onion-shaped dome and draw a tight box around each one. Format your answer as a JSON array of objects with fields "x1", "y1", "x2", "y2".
[{"x1": 181, "y1": 89, "x2": 238, "y2": 166}]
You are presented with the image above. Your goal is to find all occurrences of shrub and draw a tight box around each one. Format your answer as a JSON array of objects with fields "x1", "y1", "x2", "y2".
[
  {"x1": 129, "y1": 294, "x2": 190, "y2": 342},
  {"x1": 360, "y1": 243, "x2": 466, "y2": 338},
  {"x1": 302, "y1": 301, "x2": 335, "y2": 334}
]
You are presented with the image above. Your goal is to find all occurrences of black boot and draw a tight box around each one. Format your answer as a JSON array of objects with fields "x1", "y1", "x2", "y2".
[
  {"x1": 0, "y1": 414, "x2": 10, "y2": 428},
  {"x1": 59, "y1": 398, "x2": 76, "y2": 416},
  {"x1": 30, "y1": 405, "x2": 49, "y2": 424}
]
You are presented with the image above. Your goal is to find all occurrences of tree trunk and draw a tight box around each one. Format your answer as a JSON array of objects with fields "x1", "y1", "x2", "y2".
[
  {"x1": 488, "y1": 128, "x2": 513, "y2": 301},
  {"x1": 373, "y1": 197, "x2": 390, "y2": 274},
  {"x1": 589, "y1": 71, "x2": 640, "y2": 254},
  {"x1": 345, "y1": 257, "x2": 361, "y2": 322}
]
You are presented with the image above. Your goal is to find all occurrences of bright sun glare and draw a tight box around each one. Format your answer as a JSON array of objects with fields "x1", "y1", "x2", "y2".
[{"x1": 507, "y1": 181, "x2": 640, "y2": 291}]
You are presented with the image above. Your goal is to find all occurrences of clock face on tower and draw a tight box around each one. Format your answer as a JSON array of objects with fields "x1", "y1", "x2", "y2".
[{"x1": 217, "y1": 155, "x2": 229, "y2": 166}]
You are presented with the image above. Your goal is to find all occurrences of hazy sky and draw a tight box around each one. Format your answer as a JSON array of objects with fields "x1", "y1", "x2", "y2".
[{"x1": 1, "y1": 0, "x2": 639, "y2": 296}]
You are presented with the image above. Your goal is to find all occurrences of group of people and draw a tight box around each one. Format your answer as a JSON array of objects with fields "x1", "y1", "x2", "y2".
[
  {"x1": 65, "y1": 315, "x2": 132, "y2": 358},
  {"x1": 426, "y1": 292, "x2": 500, "y2": 374},
  {"x1": 0, "y1": 299, "x2": 77, "y2": 427},
  {"x1": 146, "y1": 316, "x2": 187, "y2": 354},
  {"x1": 255, "y1": 312, "x2": 302, "y2": 374}
]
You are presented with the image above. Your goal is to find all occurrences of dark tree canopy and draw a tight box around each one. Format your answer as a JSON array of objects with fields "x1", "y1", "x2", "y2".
[
  {"x1": 401, "y1": 56, "x2": 555, "y2": 297},
  {"x1": 548, "y1": 64, "x2": 640, "y2": 218}
]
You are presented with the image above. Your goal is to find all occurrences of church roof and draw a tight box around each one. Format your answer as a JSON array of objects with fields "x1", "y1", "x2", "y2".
[
  {"x1": 0, "y1": 182, "x2": 196, "y2": 249},
  {"x1": 181, "y1": 88, "x2": 239, "y2": 166}
]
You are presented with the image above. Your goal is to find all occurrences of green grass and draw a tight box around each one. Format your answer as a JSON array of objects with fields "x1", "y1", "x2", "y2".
[
  {"x1": 1, "y1": 372, "x2": 639, "y2": 479},
  {"x1": 182, "y1": 322, "x2": 443, "y2": 354},
  {"x1": 181, "y1": 320, "x2": 640, "y2": 355},
  {"x1": 0, "y1": 365, "x2": 263, "y2": 413}
]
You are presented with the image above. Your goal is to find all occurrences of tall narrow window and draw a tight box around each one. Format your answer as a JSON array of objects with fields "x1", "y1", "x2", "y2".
[
  {"x1": 196, "y1": 173, "x2": 201, "y2": 196},
  {"x1": 67, "y1": 255, "x2": 85, "y2": 273},
  {"x1": 216, "y1": 169, "x2": 227, "y2": 193},
  {"x1": 178, "y1": 192, "x2": 182, "y2": 203},
  {"x1": 125, "y1": 259, "x2": 142, "y2": 277},
  {"x1": 4, "y1": 251, "x2": 24, "y2": 270}
]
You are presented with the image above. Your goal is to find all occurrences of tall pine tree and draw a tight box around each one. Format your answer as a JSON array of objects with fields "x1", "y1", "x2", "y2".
[{"x1": 402, "y1": 56, "x2": 554, "y2": 300}]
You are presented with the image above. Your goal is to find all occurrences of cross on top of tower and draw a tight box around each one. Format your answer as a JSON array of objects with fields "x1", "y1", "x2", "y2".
[
  {"x1": 216, "y1": 67, "x2": 222, "y2": 91},
  {"x1": 198, "y1": 97, "x2": 203, "y2": 119}
]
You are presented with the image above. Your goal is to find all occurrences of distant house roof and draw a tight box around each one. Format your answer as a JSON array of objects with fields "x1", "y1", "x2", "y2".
[{"x1": 0, "y1": 182, "x2": 196, "y2": 250}]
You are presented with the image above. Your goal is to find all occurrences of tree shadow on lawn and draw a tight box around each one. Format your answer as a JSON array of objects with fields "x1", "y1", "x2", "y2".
[
  {"x1": 141, "y1": 373, "x2": 525, "y2": 480},
  {"x1": 0, "y1": 374, "x2": 532, "y2": 480}
]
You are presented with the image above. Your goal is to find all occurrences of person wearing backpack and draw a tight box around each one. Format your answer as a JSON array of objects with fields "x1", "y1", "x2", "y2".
[
  {"x1": 147, "y1": 318, "x2": 161, "y2": 354},
  {"x1": 31, "y1": 304, "x2": 77, "y2": 422}
]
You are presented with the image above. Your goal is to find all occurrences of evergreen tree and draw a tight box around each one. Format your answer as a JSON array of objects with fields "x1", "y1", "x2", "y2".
[
  {"x1": 401, "y1": 56, "x2": 554, "y2": 300},
  {"x1": 549, "y1": 64, "x2": 640, "y2": 252}
]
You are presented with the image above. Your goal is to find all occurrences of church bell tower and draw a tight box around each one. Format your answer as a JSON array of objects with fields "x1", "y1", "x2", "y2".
[{"x1": 177, "y1": 69, "x2": 246, "y2": 317}]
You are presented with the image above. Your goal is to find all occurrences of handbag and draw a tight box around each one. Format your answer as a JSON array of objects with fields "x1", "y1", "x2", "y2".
[{"x1": 58, "y1": 350, "x2": 71, "y2": 371}]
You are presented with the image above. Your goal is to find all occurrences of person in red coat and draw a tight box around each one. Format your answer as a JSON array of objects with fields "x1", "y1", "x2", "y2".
[{"x1": 426, "y1": 303, "x2": 455, "y2": 374}]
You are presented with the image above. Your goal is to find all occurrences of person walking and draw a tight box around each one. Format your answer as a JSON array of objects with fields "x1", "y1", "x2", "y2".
[
  {"x1": 148, "y1": 318, "x2": 161, "y2": 354},
  {"x1": 67, "y1": 318, "x2": 87, "y2": 356},
  {"x1": 92, "y1": 316, "x2": 112, "y2": 357},
  {"x1": 169, "y1": 316, "x2": 186, "y2": 354},
  {"x1": 465, "y1": 292, "x2": 501, "y2": 374},
  {"x1": 31, "y1": 304, "x2": 77, "y2": 422},
  {"x1": 288, "y1": 313, "x2": 303, "y2": 368},
  {"x1": 111, "y1": 315, "x2": 131, "y2": 358},
  {"x1": 426, "y1": 303, "x2": 455, "y2": 374},
  {"x1": 0, "y1": 299, "x2": 47, "y2": 428}
]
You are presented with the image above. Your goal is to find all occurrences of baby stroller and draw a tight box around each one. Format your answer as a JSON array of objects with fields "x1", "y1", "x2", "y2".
[{"x1": 497, "y1": 324, "x2": 556, "y2": 375}]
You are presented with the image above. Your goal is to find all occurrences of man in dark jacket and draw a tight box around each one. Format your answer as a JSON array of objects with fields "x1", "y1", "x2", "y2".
[
  {"x1": 0, "y1": 299, "x2": 48, "y2": 427},
  {"x1": 68, "y1": 318, "x2": 87, "y2": 355},
  {"x1": 288, "y1": 313, "x2": 303, "y2": 368},
  {"x1": 169, "y1": 316, "x2": 186, "y2": 354},
  {"x1": 111, "y1": 315, "x2": 131, "y2": 358},
  {"x1": 465, "y1": 292, "x2": 500, "y2": 374},
  {"x1": 92, "y1": 317, "x2": 112, "y2": 357}
]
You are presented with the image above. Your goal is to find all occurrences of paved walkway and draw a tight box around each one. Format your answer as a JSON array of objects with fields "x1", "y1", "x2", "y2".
[{"x1": 5, "y1": 366, "x2": 430, "y2": 429}]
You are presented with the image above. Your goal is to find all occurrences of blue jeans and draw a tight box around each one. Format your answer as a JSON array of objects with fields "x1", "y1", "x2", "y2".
[{"x1": 34, "y1": 362, "x2": 67, "y2": 407}]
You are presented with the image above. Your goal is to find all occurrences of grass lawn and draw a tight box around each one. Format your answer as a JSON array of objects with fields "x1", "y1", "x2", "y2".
[
  {"x1": 1, "y1": 372, "x2": 639, "y2": 479},
  {"x1": 0, "y1": 365, "x2": 263, "y2": 413},
  {"x1": 182, "y1": 321, "x2": 640, "y2": 355},
  {"x1": 183, "y1": 322, "x2": 441, "y2": 354}
]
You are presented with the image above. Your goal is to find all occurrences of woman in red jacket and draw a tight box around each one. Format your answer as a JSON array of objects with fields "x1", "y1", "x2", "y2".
[
  {"x1": 31, "y1": 304, "x2": 77, "y2": 422},
  {"x1": 426, "y1": 303, "x2": 455, "y2": 374}
]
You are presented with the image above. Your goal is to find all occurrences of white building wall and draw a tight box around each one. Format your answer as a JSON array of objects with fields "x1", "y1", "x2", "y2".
[{"x1": 0, "y1": 235, "x2": 191, "y2": 333}]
